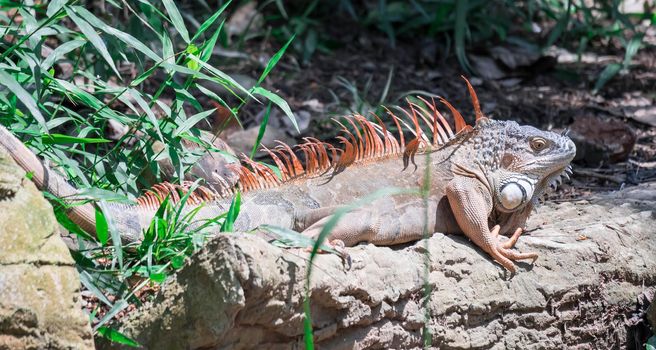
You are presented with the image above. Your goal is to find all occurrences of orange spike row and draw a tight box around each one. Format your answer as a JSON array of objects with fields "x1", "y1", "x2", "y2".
[
  {"x1": 408, "y1": 101, "x2": 438, "y2": 145},
  {"x1": 275, "y1": 141, "x2": 304, "y2": 177},
  {"x1": 409, "y1": 101, "x2": 438, "y2": 145},
  {"x1": 383, "y1": 106, "x2": 406, "y2": 149},
  {"x1": 394, "y1": 106, "x2": 426, "y2": 145},
  {"x1": 370, "y1": 112, "x2": 395, "y2": 155},
  {"x1": 362, "y1": 115, "x2": 386, "y2": 157},
  {"x1": 418, "y1": 96, "x2": 454, "y2": 140},
  {"x1": 354, "y1": 115, "x2": 377, "y2": 159},
  {"x1": 334, "y1": 135, "x2": 356, "y2": 171},
  {"x1": 461, "y1": 75, "x2": 484, "y2": 122},
  {"x1": 439, "y1": 97, "x2": 467, "y2": 133},
  {"x1": 166, "y1": 81, "x2": 483, "y2": 198},
  {"x1": 304, "y1": 138, "x2": 333, "y2": 171},
  {"x1": 271, "y1": 145, "x2": 296, "y2": 179},
  {"x1": 261, "y1": 146, "x2": 290, "y2": 181},
  {"x1": 240, "y1": 156, "x2": 280, "y2": 189},
  {"x1": 332, "y1": 118, "x2": 361, "y2": 161},
  {"x1": 136, "y1": 181, "x2": 218, "y2": 209},
  {"x1": 402, "y1": 101, "x2": 425, "y2": 144},
  {"x1": 344, "y1": 116, "x2": 366, "y2": 161}
]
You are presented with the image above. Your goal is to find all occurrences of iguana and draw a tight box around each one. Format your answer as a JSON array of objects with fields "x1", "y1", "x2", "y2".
[{"x1": 0, "y1": 78, "x2": 576, "y2": 272}]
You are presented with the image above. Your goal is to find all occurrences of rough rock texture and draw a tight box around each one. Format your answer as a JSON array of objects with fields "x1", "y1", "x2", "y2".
[
  {"x1": 0, "y1": 147, "x2": 94, "y2": 350},
  {"x1": 114, "y1": 183, "x2": 656, "y2": 350}
]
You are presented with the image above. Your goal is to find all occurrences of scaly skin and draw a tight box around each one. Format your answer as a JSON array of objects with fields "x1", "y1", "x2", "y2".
[{"x1": 0, "y1": 113, "x2": 575, "y2": 273}]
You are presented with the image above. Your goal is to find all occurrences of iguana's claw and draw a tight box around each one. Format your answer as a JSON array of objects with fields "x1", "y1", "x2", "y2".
[
  {"x1": 492, "y1": 227, "x2": 525, "y2": 249},
  {"x1": 489, "y1": 225, "x2": 538, "y2": 273},
  {"x1": 328, "y1": 239, "x2": 352, "y2": 269},
  {"x1": 304, "y1": 239, "x2": 351, "y2": 269}
]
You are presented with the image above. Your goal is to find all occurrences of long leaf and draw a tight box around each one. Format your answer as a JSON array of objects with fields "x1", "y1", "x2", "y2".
[
  {"x1": 42, "y1": 134, "x2": 110, "y2": 144},
  {"x1": 250, "y1": 102, "x2": 271, "y2": 158},
  {"x1": 95, "y1": 207, "x2": 109, "y2": 245},
  {"x1": 41, "y1": 39, "x2": 86, "y2": 70},
  {"x1": 220, "y1": 191, "x2": 241, "y2": 232},
  {"x1": 96, "y1": 327, "x2": 140, "y2": 347},
  {"x1": 251, "y1": 86, "x2": 299, "y2": 133},
  {"x1": 192, "y1": 0, "x2": 232, "y2": 42},
  {"x1": 94, "y1": 299, "x2": 129, "y2": 331},
  {"x1": 173, "y1": 108, "x2": 216, "y2": 137},
  {"x1": 72, "y1": 6, "x2": 161, "y2": 61},
  {"x1": 257, "y1": 34, "x2": 295, "y2": 85},
  {"x1": 162, "y1": 0, "x2": 190, "y2": 43},
  {"x1": 0, "y1": 70, "x2": 48, "y2": 131},
  {"x1": 65, "y1": 6, "x2": 120, "y2": 76}
]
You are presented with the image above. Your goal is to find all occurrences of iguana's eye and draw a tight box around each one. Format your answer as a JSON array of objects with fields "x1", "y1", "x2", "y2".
[{"x1": 530, "y1": 137, "x2": 548, "y2": 152}]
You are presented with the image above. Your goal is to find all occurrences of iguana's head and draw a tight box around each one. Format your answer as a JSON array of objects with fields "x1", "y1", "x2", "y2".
[{"x1": 474, "y1": 119, "x2": 576, "y2": 213}]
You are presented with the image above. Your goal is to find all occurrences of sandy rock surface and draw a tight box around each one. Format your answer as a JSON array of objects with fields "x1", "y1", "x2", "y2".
[
  {"x1": 112, "y1": 182, "x2": 656, "y2": 349},
  {"x1": 0, "y1": 147, "x2": 94, "y2": 350}
]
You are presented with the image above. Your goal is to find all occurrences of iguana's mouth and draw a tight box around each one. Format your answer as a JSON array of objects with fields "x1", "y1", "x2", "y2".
[{"x1": 545, "y1": 165, "x2": 573, "y2": 191}]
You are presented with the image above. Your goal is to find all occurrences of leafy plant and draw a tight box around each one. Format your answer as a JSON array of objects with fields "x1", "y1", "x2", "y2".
[{"x1": 0, "y1": 0, "x2": 293, "y2": 344}]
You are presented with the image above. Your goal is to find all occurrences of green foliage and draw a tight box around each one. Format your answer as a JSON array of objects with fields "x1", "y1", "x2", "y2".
[
  {"x1": 647, "y1": 335, "x2": 656, "y2": 350},
  {"x1": 0, "y1": 0, "x2": 294, "y2": 198},
  {"x1": 78, "y1": 183, "x2": 229, "y2": 336},
  {"x1": 96, "y1": 326, "x2": 140, "y2": 347},
  {"x1": 0, "y1": 0, "x2": 295, "y2": 344},
  {"x1": 258, "y1": 0, "x2": 652, "y2": 91}
]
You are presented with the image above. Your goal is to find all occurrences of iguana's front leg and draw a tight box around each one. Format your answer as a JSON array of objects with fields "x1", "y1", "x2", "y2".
[{"x1": 446, "y1": 176, "x2": 537, "y2": 273}]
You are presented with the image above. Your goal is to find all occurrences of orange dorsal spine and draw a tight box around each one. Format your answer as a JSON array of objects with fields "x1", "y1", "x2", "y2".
[{"x1": 135, "y1": 79, "x2": 487, "y2": 205}]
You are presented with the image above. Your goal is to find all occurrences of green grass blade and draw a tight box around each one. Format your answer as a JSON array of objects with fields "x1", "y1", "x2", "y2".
[
  {"x1": 200, "y1": 19, "x2": 225, "y2": 63},
  {"x1": 188, "y1": 55, "x2": 255, "y2": 99},
  {"x1": 162, "y1": 0, "x2": 190, "y2": 43},
  {"x1": 0, "y1": 70, "x2": 48, "y2": 131},
  {"x1": 94, "y1": 299, "x2": 129, "y2": 331},
  {"x1": 545, "y1": 0, "x2": 572, "y2": 48},
  {"x1": 65, "y1": 6, "x2": 120, "y2": 76},
  {"x1": 220, "y1": 191, "x2": 241, "y2": 232},
  {"x1": 95, "y1": 207, "x2": 109, "y2": 245},
  {"x1": 593, "y1": 63, "x2": 621, "y2": 94},
  {"x1": 251, "y1": 86, "x2": 298, "y2": 133},
  {"x1": 257, "y1": 34, "x2": 295, "y2": 85},
  {"x1": 96, "y1": 327, "x2": 140, "y2": 347},
  {"x1": 46, "y1": 0, "x2": 68, "y2": 17},
  {"x1": 192, "y1": 0, "x2": 232, "y2": 42},
  {"x1": 41, "y1": 134, "x2": 110, "y2": 144},
  {"x1": 249, "y1": 102, "x2": 271, "y2": 159},
  {"x1": 173, "y1": 108, "x2": 216, "y2": 137},
  {"x1": 72, "y1": 6, "x2": 161, "y2": 61},
  {"x1": 41, "y1": 39, "x2": 86, "y2": 70},
  {"x1": 127, "y1": 88, "x2": 164, "y2": 141}
]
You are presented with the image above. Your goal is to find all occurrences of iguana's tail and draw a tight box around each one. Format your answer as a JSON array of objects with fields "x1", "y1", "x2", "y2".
[{"x1": 0, "y1": 125, "x2": 97, "y2": 235}]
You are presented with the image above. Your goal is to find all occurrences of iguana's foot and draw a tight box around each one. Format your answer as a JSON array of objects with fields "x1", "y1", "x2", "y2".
[
  {"x1": 492, "y1": 227, "x2": 525, "y2": 249},
  {"x1": 488, "y1": 225, "x2": 538, "y2": 273},
  {"x1": 304, "y1": 239, "x2": 351, "y2": 268}
]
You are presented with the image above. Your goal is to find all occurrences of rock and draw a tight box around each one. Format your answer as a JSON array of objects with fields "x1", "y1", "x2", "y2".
[
  {"x1": 113, "y1": 183, "x2": 656, "y2": 349},
  {"x1": 569, "y1": 114, "x2": 636, "y2": 165},
  {"x1": 0, "y1": 147, "x2": 93, "y2": 350}
]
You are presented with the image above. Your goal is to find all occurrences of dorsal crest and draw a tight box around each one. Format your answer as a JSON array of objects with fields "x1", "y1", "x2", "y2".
[{"x1": 136, "y1": 77, "x2": 487, "y2": 204}]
